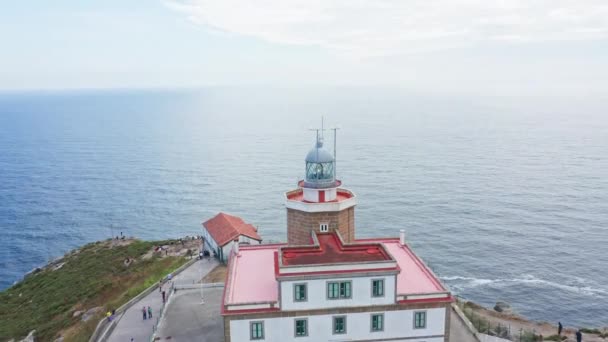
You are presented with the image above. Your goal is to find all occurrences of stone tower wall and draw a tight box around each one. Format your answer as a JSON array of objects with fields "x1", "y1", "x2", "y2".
[{"x1": 287, "y1": 206, "x2": 355, "y2": 245}]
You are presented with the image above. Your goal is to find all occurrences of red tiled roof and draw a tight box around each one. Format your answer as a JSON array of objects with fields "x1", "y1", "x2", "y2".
[
  {"x1": 202, "y1": 212, "x2": 262, "y2": 247},
  {"x1": 281, "y1": 232, "x2": 392, "y2": 266}
]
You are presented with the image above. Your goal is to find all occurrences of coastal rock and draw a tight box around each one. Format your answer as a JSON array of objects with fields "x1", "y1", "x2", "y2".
[
  {"x1": 18, "y1": 330, "x2": 35, "y2": 342},
  {"x1": 51, "y1": 262, "x2": 65, "y2": 271},
  {"x1": 54, "y1": 336, "x2": 64, "y2": 342},
  {"x1": 494, "y1": 301, "x2": 512, "y2": 314},
  {"x1": 73, "y1": 310, "x2": 83, "y2": 318},
  {"x1": 81, "y1": 306, "x2": 103, "y2": 322}
]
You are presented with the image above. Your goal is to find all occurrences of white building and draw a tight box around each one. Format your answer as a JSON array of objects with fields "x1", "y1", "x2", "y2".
[
  {"x1": 201, "y1": 212, "x2": 262, "y2": 262},
  {"x1": 222, "y1": 133, "x2": 452, "y2": 341}
]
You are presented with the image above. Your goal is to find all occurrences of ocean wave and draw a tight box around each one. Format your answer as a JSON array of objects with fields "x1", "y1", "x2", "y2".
[{"x1": 441, "y1": 274, "x2": 608, "y2": 297}]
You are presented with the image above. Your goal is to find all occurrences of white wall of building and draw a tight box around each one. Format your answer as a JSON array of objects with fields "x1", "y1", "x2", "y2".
[
  {"x1": 222, "y1": 236, "x2": 260, "y2": 260},
  {"x1": 201, "y1": 228, "x2": 260, "y2": 262},
  {"x1": 280, "y1": 275, "x2": 396, "y2": 311},
  {"x1": 202, "y1": 229, "x2": 219, "y2": 251},
  {"x1": 229, "y1": 307, "x2": 446, "y2": 342}
]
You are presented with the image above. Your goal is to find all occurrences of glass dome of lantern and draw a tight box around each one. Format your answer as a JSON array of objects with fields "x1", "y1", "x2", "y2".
[{"x1": 304, "y1": 139, "x2": 336, "y2": 188}]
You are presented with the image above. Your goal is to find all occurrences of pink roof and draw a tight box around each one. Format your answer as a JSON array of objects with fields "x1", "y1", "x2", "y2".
[
  {"x1": 379, "y1": 239, "x2": 446, "y2": 294},
  {"x1": 223, "y1": 237, "x2": 447, "y2": 311},
  {"x1": 224, "y1": 244, "x2": 283, "y2": 305},
  {"x1": 281, "y1": 232, "x2": 391, "y2": 266},
  {"x1": 202, "y1": 212, "x2": 262, "y2": 247}
]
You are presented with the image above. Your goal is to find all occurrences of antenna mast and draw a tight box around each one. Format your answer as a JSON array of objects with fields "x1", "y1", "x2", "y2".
[{"x1": 332, "y1": 126, "x2": 340, "y2": 180}]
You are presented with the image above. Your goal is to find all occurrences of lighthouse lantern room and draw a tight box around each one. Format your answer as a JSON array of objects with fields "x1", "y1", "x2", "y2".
[{"x1": 285, "y1": 128, "x2": 357, "y2": 244}]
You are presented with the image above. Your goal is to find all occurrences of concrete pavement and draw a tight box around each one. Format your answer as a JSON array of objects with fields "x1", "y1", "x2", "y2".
[
  {"x1": 107, "y1": 258, "x2": 218, "y2": 342},
  {"x1": 156, "y1": 287, "x2": 224, "y2": 342}
]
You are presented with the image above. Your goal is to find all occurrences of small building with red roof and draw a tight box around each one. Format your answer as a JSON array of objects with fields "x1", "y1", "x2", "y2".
[{"x1": 201, "y1": 212, "x2": 262, "y2": 262}]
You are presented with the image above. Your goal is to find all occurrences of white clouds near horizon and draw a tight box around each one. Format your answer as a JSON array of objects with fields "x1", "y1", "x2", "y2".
[{"x1": 165, "y1": 0, "x2": 608, "y2": 57}]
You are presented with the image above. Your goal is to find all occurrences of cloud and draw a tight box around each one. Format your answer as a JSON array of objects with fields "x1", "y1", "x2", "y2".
[{"x1": 165, "y1": 0, "x2": 608, "y2": 57}]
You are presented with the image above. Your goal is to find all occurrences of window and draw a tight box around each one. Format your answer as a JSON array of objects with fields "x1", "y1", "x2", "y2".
[
  {"x1": 328, "y1": 281, "x2": 351, "y2": 299},
  {"x1": 372, "y1": 279, "x2": 384, "y2": 297},
  {"x1": 294, "y1": 319, "x2": 308, "y2": 337},
  {"x1": 371, "y1": 314, "x2": 384, "y2": 332},
  {"x1": 294, "y1": 283, "x2": 307, "y2": 302},
  {"x1": 306, "y1": 162, "x2": 334, "y2": 181},
  {"x1": 250, "y1": 321, "x2": 264, "y2": 340},
  {"x1": 319, "y1": 223, "x2": 329, "y2": 232},
  {"x1": 328, "y1": 282, "x2": 339, "y2": 299},
  {"x1": 333, "y1": 316, "x2": 346, "y2": 334},
  {"x1": 414, "y1": 311, "x2": 427, "y2": 329},
  {"x1": 340, "y1": 281, "x2": 351, "y2": 298}
]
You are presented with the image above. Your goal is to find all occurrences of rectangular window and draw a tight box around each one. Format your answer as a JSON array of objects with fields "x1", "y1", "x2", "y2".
[
  {"x1": 327, "y1": 282, "x2": 339, "y2": 299},
  {"x1": 340, "y1": 281, "x2": 351, "y2": 298},
  {"x1": 333, "y1": 316, "x2": 346, "y2": 334},
  {"x1": 294, "y1": 319, "x2": 308, "y2": 337},
  {"x1": 319, "y1": 223, "x2": 329, "y2": 232},
  {"x1": 372, "y1": 279, "x2": 384, "y2": 297},
  {"x1": 250, "y1": 321, "x2": 264, "y2": 340},
  {"x1": 414, "y1": 311, "x2": 427, "y2": 329},
  {"x1": 371, "y1": 314, "x2": 384, "y2": 332},
  {"x1": 328, "y1": 281, "x2": 351, "y2": 299},
  {"x1": 294, "y1": 283, "x2": 307, "y2": 302}
]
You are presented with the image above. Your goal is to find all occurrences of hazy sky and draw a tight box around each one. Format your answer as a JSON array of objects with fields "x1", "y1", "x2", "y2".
[{"x1": 1, "y1": 1, "x2": 607, "y2": 95}]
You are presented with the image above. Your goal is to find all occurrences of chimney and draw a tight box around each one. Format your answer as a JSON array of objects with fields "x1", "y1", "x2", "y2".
[
  {"x1": 399, "y1": 229, "x2": 406, "y2": 246},
  {"x1": 233, "y1": 239, "x2": 240, "y2": 255}
]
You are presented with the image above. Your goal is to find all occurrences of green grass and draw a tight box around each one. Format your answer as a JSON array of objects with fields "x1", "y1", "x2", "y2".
[{"x1": 0, "y1": 239, "x2": 188, "y2": 342}]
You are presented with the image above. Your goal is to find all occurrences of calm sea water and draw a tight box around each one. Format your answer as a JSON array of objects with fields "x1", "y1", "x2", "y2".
[{"x1": 0, "y1": 88, "x2": 607, "y2": 327}]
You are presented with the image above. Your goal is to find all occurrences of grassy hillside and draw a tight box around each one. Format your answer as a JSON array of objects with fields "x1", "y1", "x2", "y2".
[{"x1": 0, "y1": 239, "x2": 190, "y2": 342}]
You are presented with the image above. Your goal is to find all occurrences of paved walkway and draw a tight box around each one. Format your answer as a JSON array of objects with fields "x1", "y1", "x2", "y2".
[
  {"x1": 107, "y1": 258, "x2": 219, "y2": 342},
  {"x1": 156, "y1": 287, "x2": 224, "y2": 342}
]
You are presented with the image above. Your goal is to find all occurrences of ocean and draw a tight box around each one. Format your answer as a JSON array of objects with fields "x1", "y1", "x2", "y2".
[{"x1": 0, "y1": 88, "x2": 607, "y2": 327}]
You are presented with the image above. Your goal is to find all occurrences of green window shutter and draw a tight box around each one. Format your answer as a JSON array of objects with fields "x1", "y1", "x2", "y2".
[
  {"x1": 295, "y1": 284, "x2": 306, "y2": 301},
  {"x1": 373, "y1": 279, "x2": 384, "y2": 296},
  {"x1": 328, "y1": 282, "x2": 339, "y2": 299},
  {"x1": 334, "y1": 316, "x2": 346, "y2": 333},
  {"x1": 340, "y1": 282, "x2": 351, "y2": 298},
  {"x1": 415, "y1": 312, "x2": 426, "y2": 328},
  {"x1": 295, "y1": 319, "x2": 307, "y2": 336},
  {"x1": 251, "y1": 322, "x2": 264, "y2": 339}
]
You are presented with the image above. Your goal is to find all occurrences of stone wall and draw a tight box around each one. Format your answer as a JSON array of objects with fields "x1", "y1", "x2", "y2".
[{"x1": 286, "y1": 206, "x2": 355, "y2": 245}]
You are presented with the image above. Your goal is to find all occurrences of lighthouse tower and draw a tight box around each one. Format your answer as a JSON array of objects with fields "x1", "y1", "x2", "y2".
[{"x1": 285, "y1": 130, "x2": 357, "y2": 245}]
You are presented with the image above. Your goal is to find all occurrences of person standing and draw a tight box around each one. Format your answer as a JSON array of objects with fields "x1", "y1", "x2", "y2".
[
  {"x1": 147, "y1": 306, "x2": 152, "y2": 319},
  {"x1": 576, "y1": 329, "x2": 582, "y2": 342},
  {"x1": 558, "y1": 322, "x2": 563, "y2": 336},
  {"x1": 142, "y1": 306, "x2": 147, "y2": 320},
  {"x1": 162, "y1": 290, "x2": 166, "y2": 304}
]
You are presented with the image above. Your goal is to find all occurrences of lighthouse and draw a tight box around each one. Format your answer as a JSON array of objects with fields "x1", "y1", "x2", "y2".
[
  {"x1": 221, "y1": 130, "x2": 452, "y2": 342},
  {"x1": 284, "y1": 129, "x2": 357, "y2": 244}
]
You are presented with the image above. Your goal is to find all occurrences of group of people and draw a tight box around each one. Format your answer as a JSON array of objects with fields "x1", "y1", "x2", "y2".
[
  {"x1": 141, "y1": 306, "x2": 153, "y2": 320},
  {"x1": 559, "y1": 321, "x2": 584, "y2": 342},
  {"x1": 105, "y1": 309, "x2": 116, "y2": 322}
]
